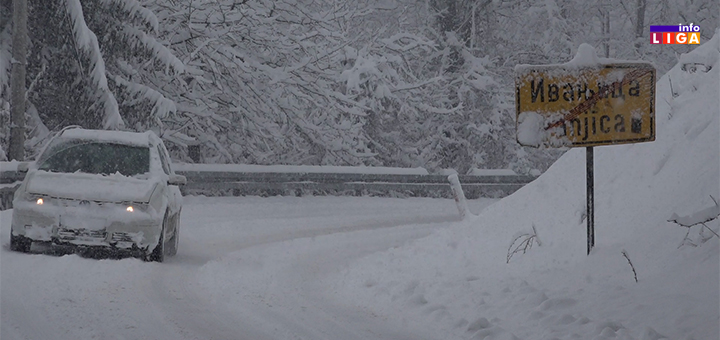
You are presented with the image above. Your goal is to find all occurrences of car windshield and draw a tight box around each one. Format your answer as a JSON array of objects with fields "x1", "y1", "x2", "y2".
[{"x1": 38, "y1": 141, "x2": 150, "y2": 177}]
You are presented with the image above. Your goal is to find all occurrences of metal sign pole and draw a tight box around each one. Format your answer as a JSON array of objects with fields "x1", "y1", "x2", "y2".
[
  {"x1": 515, "y1": 59, "x2": 655, "y2": 257},
  {"x1": 587, "y1": 146, "x2": 595, "y2": 255}
]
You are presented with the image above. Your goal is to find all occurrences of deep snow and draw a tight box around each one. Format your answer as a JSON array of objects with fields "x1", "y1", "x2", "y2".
[
  {"x1": 330, "y1": 35, "x2": 720, "y2": 339},
  {"x1": 1, "y1": 195, "x2": 496, "y2": 339}
]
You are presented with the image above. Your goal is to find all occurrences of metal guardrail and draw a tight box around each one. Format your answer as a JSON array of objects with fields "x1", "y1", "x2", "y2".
[
  {"x1": 0, "y1": 171, "x2": 23, "y2": 211},
  {"x1": 0, "y1": 168, "x2": 536, "y2": 210},
  {"x1": 0, "y1": 170, "x2": 25, "y2": 183},
  {"x1": 178, "y1": 171, "x2": 535, "y2": 198}
]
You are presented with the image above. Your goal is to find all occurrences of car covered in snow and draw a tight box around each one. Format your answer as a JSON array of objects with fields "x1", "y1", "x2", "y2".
[{"x1": 10, "y1": 127, "x2": 185, "y2": 262}]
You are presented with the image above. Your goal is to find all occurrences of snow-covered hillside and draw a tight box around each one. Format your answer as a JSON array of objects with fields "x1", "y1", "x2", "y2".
[{"x1": 332, "y1": 34, "x2": 720, "y2": 339}]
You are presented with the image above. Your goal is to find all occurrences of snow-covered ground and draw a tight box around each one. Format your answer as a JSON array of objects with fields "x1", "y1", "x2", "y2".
[
  {"x1": 1, "y1": 31, "x2": 717, "y2": 340},
  {"x1": 329, "y1": 34, "x2": 720, "y2": 339},
  {"x1": 0, "y1": 195, "x2": 496, "y2": 339}
]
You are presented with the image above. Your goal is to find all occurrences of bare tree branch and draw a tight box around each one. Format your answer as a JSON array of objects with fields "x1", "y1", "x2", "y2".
[
  {"x1": 621, "y1": 250, "x2": 638, "y2": 283},
  {"x1": 507, "y1": 224, "x2": 540, "y2": 264}
]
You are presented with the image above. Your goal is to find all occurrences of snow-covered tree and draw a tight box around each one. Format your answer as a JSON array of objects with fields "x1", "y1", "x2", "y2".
[
  {"x1": 2, "y1": 0, "x2": 715, "y2": 171},
  {"x1": 152, "y1": 0, "x2": 382, "y2": 164},
  {"x1": 0, "y1": 0, "x2": 183, "y2": 155}
]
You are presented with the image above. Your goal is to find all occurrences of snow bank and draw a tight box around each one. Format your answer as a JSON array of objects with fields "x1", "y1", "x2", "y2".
[{"x1": 334, "y1": 35, "x2": 720, "y2": 339}]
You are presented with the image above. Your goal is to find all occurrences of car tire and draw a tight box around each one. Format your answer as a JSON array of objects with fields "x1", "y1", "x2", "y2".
[
  {"x1": 10, "y1": 234, "x2": 31, "y2": 253},
  {"x1": 167, "y1": 212, "x2": 180, "y2": 257},
  {"x1": 146, "y1": 211, "x2": 168, "y2": 262}
]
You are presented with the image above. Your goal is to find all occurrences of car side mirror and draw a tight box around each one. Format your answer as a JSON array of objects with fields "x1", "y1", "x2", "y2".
[
  {"x1": 17, "y1": 162, "x2": 31, "y2": 173},
  {"x1": 168, "y1": 174, "x2": 186, "y2": 186}
]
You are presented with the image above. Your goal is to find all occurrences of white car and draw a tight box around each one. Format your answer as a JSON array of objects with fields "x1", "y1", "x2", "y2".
[{"x1": 10, "y1": 127, "x2": 185, "y2": 262}]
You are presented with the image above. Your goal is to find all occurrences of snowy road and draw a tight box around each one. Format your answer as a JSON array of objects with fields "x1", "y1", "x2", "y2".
[{"x1": 1, "y1": 196, "x2": 495, "y2": 340}]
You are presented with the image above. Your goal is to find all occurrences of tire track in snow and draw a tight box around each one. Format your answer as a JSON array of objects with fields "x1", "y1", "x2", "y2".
[{"x1": 144, "y1": 197, "x2": 468, "y2": 340}]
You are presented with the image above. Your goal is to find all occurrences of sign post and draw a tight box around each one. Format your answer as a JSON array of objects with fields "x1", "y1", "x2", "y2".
[
  {"x1": 586, "y1": 146, "x2": 594, "y2": 255},
  {"x1": 515, "y1": 57, "x2": 655, "y2": 255}
]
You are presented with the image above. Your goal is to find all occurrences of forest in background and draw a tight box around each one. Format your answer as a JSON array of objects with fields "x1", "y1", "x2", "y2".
[{"x1": 0, "y1": 0, "x2": 717, "y2": 174}]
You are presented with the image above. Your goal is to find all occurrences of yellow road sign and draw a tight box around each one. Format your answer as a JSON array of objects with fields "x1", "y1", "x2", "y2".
[{"x1": 515, "y1": 63, "x2": 656, "y2": 147}]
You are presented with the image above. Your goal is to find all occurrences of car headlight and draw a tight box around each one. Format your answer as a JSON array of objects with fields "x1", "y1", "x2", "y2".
[
  {"x1": 123, "y1": 202, "x2": 149, "y2": 213},
  {"x1": 23, "y1": 193, "x2": 48, "y2": 205}
]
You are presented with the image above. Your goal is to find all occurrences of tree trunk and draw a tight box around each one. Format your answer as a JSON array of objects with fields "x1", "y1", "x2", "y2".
[
  {"x1": 634, "y1": 0, "x2": 646, "y2": 56},
  {"x1": 9, "y1": 0, "x2": 27, "y2": 161},
  {"x1": 604, "y1": 10, "x2": 610, "y2": 58}
]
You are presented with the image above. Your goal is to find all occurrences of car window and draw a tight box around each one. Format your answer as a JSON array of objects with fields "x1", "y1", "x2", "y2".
[{"x1": 38, "y1": 141, "x2": 150, "y2": 177}]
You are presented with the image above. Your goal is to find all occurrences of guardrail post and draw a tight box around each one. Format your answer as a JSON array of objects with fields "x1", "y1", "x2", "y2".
[{"x1": 448, "y1": 174, "x2": 471, "y2": 220}]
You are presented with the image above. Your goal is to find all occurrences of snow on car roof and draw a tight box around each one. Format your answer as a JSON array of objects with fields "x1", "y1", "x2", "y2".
[{"x1": 59, "y1": 128, "x2": 155, "y2": 147}]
